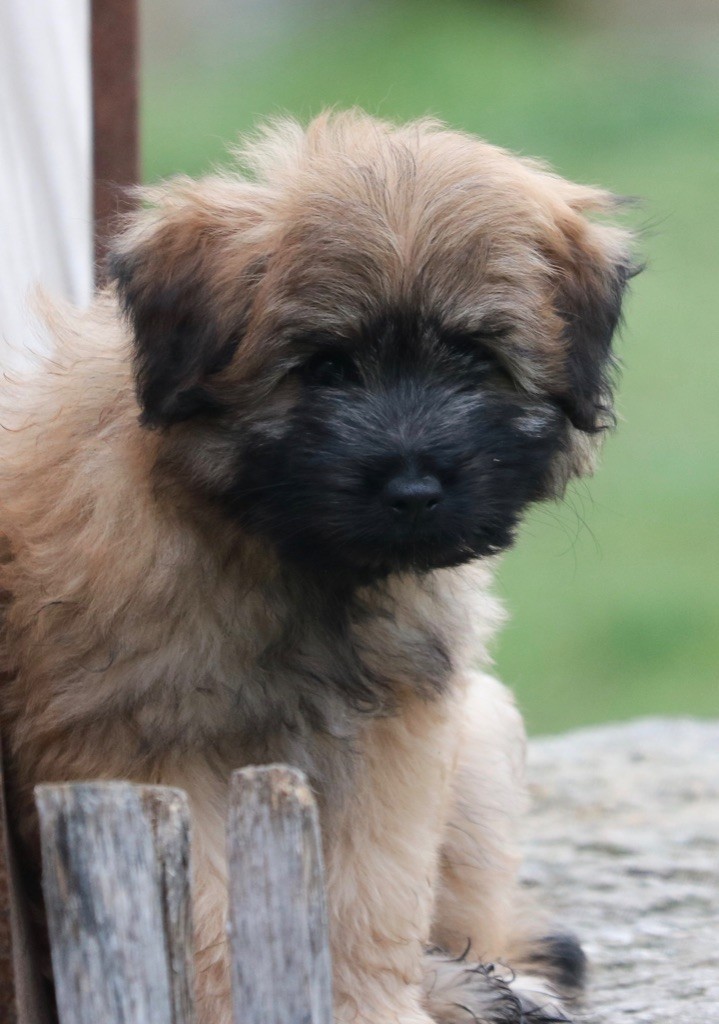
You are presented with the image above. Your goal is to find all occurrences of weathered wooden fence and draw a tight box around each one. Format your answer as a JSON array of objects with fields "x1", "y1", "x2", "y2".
[{"x1": 26, "y1": 766, "x2": 333, "y2": 1024}]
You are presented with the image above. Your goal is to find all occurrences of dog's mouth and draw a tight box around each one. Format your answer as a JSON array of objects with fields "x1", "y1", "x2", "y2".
[{"x1": 271, "y1": 521, "x2": 509, "y2": 583}]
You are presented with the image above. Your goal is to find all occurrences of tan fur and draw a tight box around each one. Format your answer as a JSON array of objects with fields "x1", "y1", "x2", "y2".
[{"x1": 0, "y1": 112, "x2": 634, "y2": 1023}]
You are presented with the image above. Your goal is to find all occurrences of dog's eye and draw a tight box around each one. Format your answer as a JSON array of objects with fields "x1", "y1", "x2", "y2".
[
  {"x1": 302, "y1": 350, "x2": 361, "y2": 388},
  {"x1": 443, "y1": 334, "x2": 503, "y2": 374}
]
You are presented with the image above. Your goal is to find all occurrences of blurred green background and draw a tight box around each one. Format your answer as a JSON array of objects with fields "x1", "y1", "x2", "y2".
[{"x1": 142, "y1": 0, "x2": 718, "y2": 733}]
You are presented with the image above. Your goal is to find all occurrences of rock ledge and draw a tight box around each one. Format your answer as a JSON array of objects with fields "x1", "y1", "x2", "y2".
[{"x1": 524, "y1": 718, "x2": 719, "y2": 1023}]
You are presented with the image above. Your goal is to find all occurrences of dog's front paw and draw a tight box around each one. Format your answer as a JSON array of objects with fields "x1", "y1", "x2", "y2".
[
  {"x1": 502, "y1": 971, "x2": 574, "y2": 1024},
  {"x1": 423, "y1": 954, "x2": 574, "y2": 1024}
]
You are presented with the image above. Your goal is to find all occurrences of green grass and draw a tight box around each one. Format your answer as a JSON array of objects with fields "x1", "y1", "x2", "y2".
[{"x1": 143, "y1": 1, "x2": 719, "y2": 733}]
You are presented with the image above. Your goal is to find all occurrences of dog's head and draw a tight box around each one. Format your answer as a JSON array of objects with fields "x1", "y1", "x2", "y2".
[{"x1": 109, "y1": 112, "x2": 638, "y2": 583}]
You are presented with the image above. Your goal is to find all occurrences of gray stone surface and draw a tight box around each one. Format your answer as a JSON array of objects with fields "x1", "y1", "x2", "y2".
[{"x1": 524, "y1": 718, "x2": 719, "y2": 1023}]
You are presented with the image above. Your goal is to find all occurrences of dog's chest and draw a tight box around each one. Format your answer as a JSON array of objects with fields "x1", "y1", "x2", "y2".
[{"x1": 128, "y1": 576, "x2": 458, "y2": 756}]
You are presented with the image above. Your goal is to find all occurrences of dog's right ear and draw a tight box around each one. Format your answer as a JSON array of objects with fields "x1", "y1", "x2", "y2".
[{"x1": 108, "y1": 178, "x2": 272, "y2": 427}]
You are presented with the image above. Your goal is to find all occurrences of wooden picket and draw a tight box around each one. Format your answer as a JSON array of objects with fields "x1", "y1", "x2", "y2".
[
  {"x1": 36, "y1": 784, "x2": 195, "y2": 1024},
  {"x1": 227, "y1": 766, "x2": 333, "y2": 1024},
  {"x1": 31, "y1": 767, "x2": 331, "y2": 1024}
]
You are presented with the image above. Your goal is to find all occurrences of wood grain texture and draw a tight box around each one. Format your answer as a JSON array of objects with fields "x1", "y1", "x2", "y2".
[
  {"x1": 36, "y1": 783, "x2": 194, "y2": 1024},
  {"x1": 227, "y1": 765, "x2": 333, "y2": 1024},
  {"x1": 140, "y1": 789, "x2": 196, "y2": 1024},
  {"x1": 0, "y1": 736, "x2": 53, "y2": 1024},
  {"x1": 0, "y1": 736, "x2": 18, "y2": 1023}
]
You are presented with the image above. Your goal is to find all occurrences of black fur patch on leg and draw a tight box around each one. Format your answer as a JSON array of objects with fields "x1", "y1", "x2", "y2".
[
  {"x1": 423, "y1": 951, "x2": 573, "y2": 1024},
  {"x1": 523, "y1": 934, "x2": 586, "y2": 993}
]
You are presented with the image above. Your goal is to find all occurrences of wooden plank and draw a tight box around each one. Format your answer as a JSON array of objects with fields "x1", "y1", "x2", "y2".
[
  {"x1": 227, "y1": 765, "x2": 333, "y2": 1024},
  {"x1": 140, "y1": 789, "x2": 196, "y2": 1024},
  {"x1": 0, "y1": 736, "x2": 53, "y2": 1024},
  {"x1": 91, "y1": 0, "x2": 140, "y2": 278},
  {"x1": 0, "y1": 734, "x2": 18, "y2": 1024},
  {"x1": 36, "y1": 783, "x2": 195, "y2": 1024}
]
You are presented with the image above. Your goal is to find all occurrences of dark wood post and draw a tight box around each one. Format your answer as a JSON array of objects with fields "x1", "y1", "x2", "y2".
[
  {"x1": 0, "y1": 737, "x2": 53, "y2": 1024},
  {"x1": 91, "y1": 0, "x2": 140, "y2": 282}
]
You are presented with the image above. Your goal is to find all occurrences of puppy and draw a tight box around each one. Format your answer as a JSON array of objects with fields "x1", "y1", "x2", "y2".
[{"x1": 0, "y1": 111, "x2": 636, "y2": 1024}]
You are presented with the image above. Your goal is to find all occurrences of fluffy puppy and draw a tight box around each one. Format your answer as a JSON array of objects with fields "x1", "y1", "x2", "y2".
[{"x1": 0, "y1": 111, "x2": 636, "y2": 1024}]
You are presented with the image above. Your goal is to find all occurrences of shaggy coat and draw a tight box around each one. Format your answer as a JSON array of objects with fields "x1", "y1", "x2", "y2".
[{"x1": 0, "y1": 112, "x2": 635, "y2": 1024}]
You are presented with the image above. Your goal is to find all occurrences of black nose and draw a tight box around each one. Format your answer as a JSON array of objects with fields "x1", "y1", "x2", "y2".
[{"x1": 383, "y1": 473, "x2": 443, "y2": 521}]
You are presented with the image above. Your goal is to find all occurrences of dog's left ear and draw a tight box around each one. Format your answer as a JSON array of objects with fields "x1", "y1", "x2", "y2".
[
  {"x1": 535, "y1": 176, "x2": 640, "y2": 438},
  {"x1": 108, "y1": 178, "x2": 272, "y2": 427}
]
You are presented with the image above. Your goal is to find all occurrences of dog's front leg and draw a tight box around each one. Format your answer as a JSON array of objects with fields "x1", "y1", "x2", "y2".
[
  {"x1": 432, "y1": 672, "x2": 528, "y2": 963},
  {"x1": 161, "y1": 765, "x2": 234, "y2": 1024},
  {"x1": 324, "y1": 694, "x2": 458, "y2": 1024},
  {"x1": 426, "y1": 673, "x2": 581, "y2": 1023}
]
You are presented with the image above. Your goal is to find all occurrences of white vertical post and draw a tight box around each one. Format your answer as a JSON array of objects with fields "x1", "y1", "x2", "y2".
[{"x1": 0, "y1": 0, "x2": 93, "y2": 368}]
